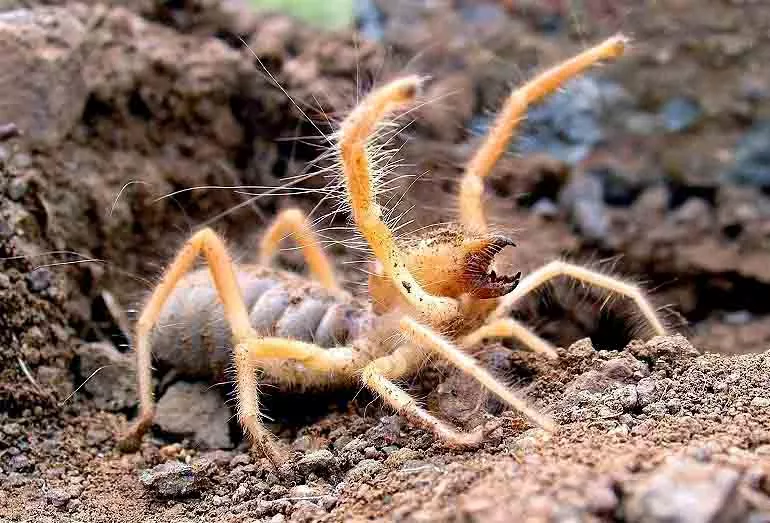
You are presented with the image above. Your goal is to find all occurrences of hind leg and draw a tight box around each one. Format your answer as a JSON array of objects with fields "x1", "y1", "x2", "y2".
[
  {"x1": 119, "y1": 227, "x2": 355, "y2": 466},
  {"x1": 119, "y1": 228, "x2": 257, "y2": 451},
  {"x1": 259, "y1": 207, "x2": 339, "y2": 291},
  {"x1": 118, "y1": 229, "x2": 252, "y2": 449}
]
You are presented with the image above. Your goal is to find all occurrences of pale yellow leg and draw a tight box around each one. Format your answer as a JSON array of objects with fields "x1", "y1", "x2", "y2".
[
  {"x1": 118, "y1": 228, "x2": 254, "y2": 452},
  {"x1": 460, "y1": 318, "x2": 558, "y2": 360},
  {"x1": 399, "y1": 317, "x2": 556, "y2": 432},
  {"x1": 259, "y1": 207, "x2": 338, "y2": 291},
  {"x1": 118, "y1": 227, "x2": 348, "y2": 467},
  {"x1": 361, "y1": 344, "x2": 492, "y2": 447},
  {"x1": 459, "y1": 34, "x2": 628, "y2": 232},
  {"x1": 338, "y1": 77, "x2": 460, "y2": 324},
  {"x1": 234, "y1": 338, "x2": 354, "y2": 466},
  {"x1": 492, "y1": 260, "x2": 667, "y2": 336}
]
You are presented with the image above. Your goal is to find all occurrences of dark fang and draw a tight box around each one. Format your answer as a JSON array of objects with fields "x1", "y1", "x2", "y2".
[{"x1": 464, "y1": 235, "x2": 521, "y2": 299}]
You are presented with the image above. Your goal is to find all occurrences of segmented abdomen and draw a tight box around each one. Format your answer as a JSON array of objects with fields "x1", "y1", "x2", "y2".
[{"x1": 149, "y1": 265, "x2": 373, "y2": 383}]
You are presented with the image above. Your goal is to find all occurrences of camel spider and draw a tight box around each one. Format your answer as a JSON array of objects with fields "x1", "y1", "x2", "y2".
[{"x1": 119, "y1": 35, "x2": 666, "y2": 465}]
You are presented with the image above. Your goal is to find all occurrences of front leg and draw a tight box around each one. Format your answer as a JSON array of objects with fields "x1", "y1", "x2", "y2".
[
  {"x1": 399, "y1": 316, "x2": 556, "y2": 432},
  {"x1": 360, "y1": 344, "x2": 494, "y2": 447}
]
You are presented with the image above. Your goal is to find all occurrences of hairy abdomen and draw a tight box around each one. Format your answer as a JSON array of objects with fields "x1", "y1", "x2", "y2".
[{"x1": 149, "y1": 265, "x2": 375, "y2": 388}]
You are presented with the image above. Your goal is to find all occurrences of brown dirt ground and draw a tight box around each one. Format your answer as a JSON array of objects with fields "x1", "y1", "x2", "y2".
[{"x1": 1, "y1": 1, "x2": 770, "y2": 521}]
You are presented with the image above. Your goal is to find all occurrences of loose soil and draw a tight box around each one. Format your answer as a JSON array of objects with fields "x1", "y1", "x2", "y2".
[{"x1": 0, "y1": 1, "x2": 769, "y2": 521}]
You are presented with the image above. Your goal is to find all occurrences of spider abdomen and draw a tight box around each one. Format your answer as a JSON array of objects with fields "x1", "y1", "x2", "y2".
[{"x1": 148, "y1": 265, "x2": 373, "y2": 383}]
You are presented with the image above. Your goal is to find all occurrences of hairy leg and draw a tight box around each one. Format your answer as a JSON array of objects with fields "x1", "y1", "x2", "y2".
[
  {"x1": 119, "y1": 228, "x2": 254, "y2": 451},
  {"x1": 361, "y1": 343, "x2": 495, "y2": 447},
  {"x1": 118, "y1": 227, "x2": 352, "y2": 468},
  {"x1": 460, "y1": 318, "x2": 558, "y2": 360},
  {"x1": 259, "y1": 207, "x2": 338, "y2": 291},
  {"x1": 459, "y1": 34, "x2": 628, "y2": 232},
  {"x1": 492, "y1": 260, "x2": 667, "y2": 336},
  {"x1": 399, "y1": 317, "x2": 556, "y2": 432},
  {"x1": 234, "y1": 338, "x2": 354, "y2": 467},
  {"x1": 339, "y1": 76, "x2": 460, "y2": 324}
]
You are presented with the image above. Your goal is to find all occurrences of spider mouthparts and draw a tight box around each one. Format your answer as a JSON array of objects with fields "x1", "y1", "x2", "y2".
[
  {"x1": 464, "y1": 235, "x2": 520, "y2": 299},
  {"x1": 472, "y1": 270, "x2": 521, "y2": 299}
]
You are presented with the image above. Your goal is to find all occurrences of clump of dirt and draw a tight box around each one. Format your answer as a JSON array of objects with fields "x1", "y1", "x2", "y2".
[{"x1": 1, "y1": 0, "x2": 770, "y2": 522}]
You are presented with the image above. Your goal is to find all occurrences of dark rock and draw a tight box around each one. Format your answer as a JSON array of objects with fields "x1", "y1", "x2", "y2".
[
  {"x1": 7, "y1": 453, "x2": 33, "y2": 472},
  {"x1": 660, "y1": 97, "x2": 702, "y2": 133},
  {"x1": 355, "y1": 0, "x2": 385, "y2": 41},
  {"x1": 623, "y1": 458, "x2": 747, "y2": 523},
  {"x1": 724, "y1": 121, "x2": 770, "y2": 188},
  {"x1": 139, "y1": 461, "x2": 202, "y2": 498},
  {"x1": 155, "y1": 381, "x2": 233, "y2": 450},
  {"x1": 517, "y1": 77, "x2": 630, "y2": 165},
  {"x1": 25, "y1": 268, "x2": 51, "y2": 293},
  {"x1": 75, "y1": 342, "x2": 136, "y2": 412}
]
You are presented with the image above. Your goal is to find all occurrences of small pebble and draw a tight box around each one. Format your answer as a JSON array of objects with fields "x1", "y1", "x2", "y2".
[
  {"x1": 139, "y1": 461, "x2": 201, "y2": 498},
  {"x1": 296, "y1": 450, "x2": 334, "y2": 476},
  {"x1": 44, "y1": 488, "x2": 71, "y2": 509},
  {"x1": 660, "y1": 97, "x2": 701, "y2": 133}
]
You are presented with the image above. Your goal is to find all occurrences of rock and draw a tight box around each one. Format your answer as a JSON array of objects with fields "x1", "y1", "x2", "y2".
[
  {"x1": 724, "y1": 310, "x2": 752, "y2": 325},
  {"x1": 7, "y1": 453, "x2": 33, "y2": 472},
  {"x1": 155, "y1": 381, "x2": 233, "y2": 449},
  {"x1": 751, "y1": 397, "x2": 770, "y2": 408},
  {"x1": 0, "y1": 8, "x2": 88, "y2": 145},
  {"x1": 291, "y1": 499, "x2": 325, "y2": 522},
  {"x1": 289, "y1": 484, "x2": 324, "y2": 498},
  {"x1": 623, "y1": 458, "x2": 746, "y2": 523},
  {"x1": 559, "y1": 174, "x2": 609, "y2": 241},
  {"x1": 724, "y1": 121, "x2": 770, "y2": 189},
  {"x1": 660, "y1": 97, "x2": 702, "y2": 133},
  {"x1": 296, "y1": 450, "x2": 334, "y2": 476},
  {"x1": 345, "y1": 459, "x2": 383, "y2": 482},
  {"x1": 76, "y1": 342, "x2": 136, "y2": 412},
  {"x1": 384, "y1": 448, "x2": 419, "y2": 468},
  {"x1": 585, "y1": 482, "x2": 619, "y2": 514},
  {"x1": 517, "y1": 76, "x2": 630, "y2": 165},
  {"x1": 3, "y1": 422, "x2": 21, "y2": 437},
  {"x1": 44, "y1": 488, "x2": 71, "y2": 509},
  {"x1": 532, "y1": 198, "x2": 560, "y2": 219},
  {"x1": 355, "y1": 0, "x2": 385, "y2": 41},
  {"x1": 139, "y1": 461, "x2": 202, "y2": 498},
  {"x1": 636, "y1": 378, "x2": 658, "y2": 408}
]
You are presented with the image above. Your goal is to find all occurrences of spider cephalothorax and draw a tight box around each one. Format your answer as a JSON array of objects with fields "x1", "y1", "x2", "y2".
[{"x1": 118, "y1": 34, "x2": 667, "y2": 467}]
